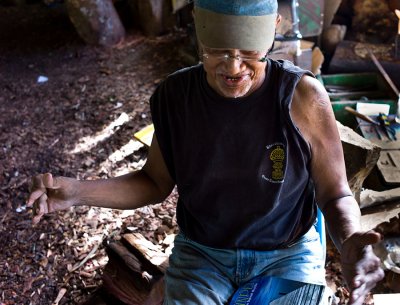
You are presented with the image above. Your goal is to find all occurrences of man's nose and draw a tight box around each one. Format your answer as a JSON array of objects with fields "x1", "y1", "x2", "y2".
[{"x1": 224, "y1": 52, "x2": 245, "y2": 73}]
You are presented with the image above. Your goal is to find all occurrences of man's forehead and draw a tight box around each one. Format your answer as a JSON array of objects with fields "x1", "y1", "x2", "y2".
[{"x1": 202, "y1": 45, "x2": 264, "y2": 54}]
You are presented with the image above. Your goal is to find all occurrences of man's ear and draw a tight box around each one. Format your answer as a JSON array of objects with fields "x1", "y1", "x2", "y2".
[
  {"x1": 197, "y1": 39, "x2": 204, "y2": 60},
  {"x1": 276, "y1": 14, "x2": 282, "y2": 26}
]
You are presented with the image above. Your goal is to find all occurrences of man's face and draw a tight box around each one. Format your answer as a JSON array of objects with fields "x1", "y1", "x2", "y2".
[{"x1": 201, "y1": 45, "x2": 269, "y2": 99}]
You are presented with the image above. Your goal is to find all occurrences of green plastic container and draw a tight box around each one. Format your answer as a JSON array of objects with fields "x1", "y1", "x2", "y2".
[
  {"x1": 319, "y1": 73, "x2": 397, "y2": 101},
  {"x1": 317, "y1": 73, "x2": 398, "y2": 129}
]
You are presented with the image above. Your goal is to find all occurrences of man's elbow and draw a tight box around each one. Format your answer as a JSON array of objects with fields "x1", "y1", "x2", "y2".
[{"x1": 154, "y1": 181, "x2": 175, "y2": 203}]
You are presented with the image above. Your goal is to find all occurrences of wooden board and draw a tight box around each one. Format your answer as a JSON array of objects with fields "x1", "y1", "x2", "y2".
[
  {"x1": 377, "y1": 151, "x2": 400, "y2": 185},
  {"x1": 361, "y1": 202, "x2": 400, "y2": 232},
  {"x1": 123, "y1": 233, "x2": 169, "y2": 273},
  {"x1": 134, "y1": 124, "x2": 154, "y2": 147},
  {"x1": 355, "y1": 115, "x2": 400, "y2": 185}
]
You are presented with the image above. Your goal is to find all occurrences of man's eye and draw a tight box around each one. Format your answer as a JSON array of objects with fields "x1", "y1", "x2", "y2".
[
  {"x1": 241, "y1": 51, "x2": 259, "y2": 56},
  {"x1": 204, "y1": 48, "x2": 226, "y2": 55},
  {"x1": 209, "y1": 50, "x2": 226, "y2": 55}
]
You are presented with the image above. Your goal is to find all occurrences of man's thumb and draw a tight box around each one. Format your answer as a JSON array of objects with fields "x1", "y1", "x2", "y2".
[
  {"x1": 358, "y1": 231, "x2": 382, "y2": 247},
  {"x1": 43, "y1": 173, "x2": 60, "y2": 189}
]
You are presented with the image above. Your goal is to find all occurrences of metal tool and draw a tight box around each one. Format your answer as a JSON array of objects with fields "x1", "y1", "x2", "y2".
[{"x1": 378, "y1": 113, "x2": 397, "y2": 141}]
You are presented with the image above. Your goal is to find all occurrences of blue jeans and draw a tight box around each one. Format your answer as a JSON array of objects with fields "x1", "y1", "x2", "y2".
[{"x1": 163, "y1": 225, "x2": 326, "y2": 305}]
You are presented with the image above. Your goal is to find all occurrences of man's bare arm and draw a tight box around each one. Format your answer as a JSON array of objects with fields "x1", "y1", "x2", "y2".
[
  {"x1": 291, "y1": 75, "x2": 384, "y2": 305},
  {"x1": 291, "y1": 75, "x2": 357, "y2": 248},
  {"x1": 27, "y1": 136, "x2": 175, "y2": 223}
]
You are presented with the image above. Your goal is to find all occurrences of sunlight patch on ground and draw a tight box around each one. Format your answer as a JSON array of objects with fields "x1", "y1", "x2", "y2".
[
  {"x1": 70, "y1": 112, "x2": 131, "y2": 154},
  {"x1": 111, "y1": 158, "x2": 147, "y2": 177},
  {"x1": 97, "y1": 139, "x2": 146, "y2": 176},
  {"x1": 107, "y1": 139, "x2": 144, "y2": 163}
]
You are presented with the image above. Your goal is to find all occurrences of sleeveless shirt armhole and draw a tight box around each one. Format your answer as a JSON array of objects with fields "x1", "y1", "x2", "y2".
[
  {"x1": 274, "y1": 61, "x2": 314, "y2": 158},
  {"x1": 149, "y1": 81, "x2": 177, "y2": 181}
]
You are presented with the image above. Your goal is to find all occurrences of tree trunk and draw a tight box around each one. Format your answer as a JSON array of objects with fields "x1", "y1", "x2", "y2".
[
  {"x1": 127, "y1": 0, "x2": 175, "y2": 37},
  {"x1": 65, "y1": 0, "x2": 125, "y2": 47}
]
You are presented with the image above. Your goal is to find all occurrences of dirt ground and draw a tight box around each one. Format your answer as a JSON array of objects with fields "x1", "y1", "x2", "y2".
[
  {"x1": 0, "y1": 3, "x2": 392, "y2": 305},
  {"x1": 0, "y1": 3, "x2": 187, "y2": 304}
]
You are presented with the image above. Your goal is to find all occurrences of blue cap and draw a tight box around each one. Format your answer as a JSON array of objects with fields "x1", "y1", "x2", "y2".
[{"x1": 194, "y1": 0, "x2": 278, "y2": 52}]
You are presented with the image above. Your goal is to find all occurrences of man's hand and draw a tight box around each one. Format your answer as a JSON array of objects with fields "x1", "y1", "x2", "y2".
[
  {"x1": 341, "y1": 231, "x2": 385, "y2": 305},
  {"x1": 27, "y1": 173, "x2": 77, "y2": 224}
]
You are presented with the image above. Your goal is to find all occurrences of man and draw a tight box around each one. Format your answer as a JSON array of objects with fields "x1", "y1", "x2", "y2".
[{"x1": 27, "y1": 1, "x2": 384, "y2": 304}]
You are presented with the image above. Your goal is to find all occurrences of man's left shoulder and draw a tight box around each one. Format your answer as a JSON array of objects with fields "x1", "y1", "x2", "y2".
[
  {"x1": 272, "y1": 59, "x2": 313, "y2": 77},
  {"x1": 296, "y1": 74, "x2": 325, "y2": 94},
  {"x1": 294, "y1": 74, "x2": 330, "y2": 109}
]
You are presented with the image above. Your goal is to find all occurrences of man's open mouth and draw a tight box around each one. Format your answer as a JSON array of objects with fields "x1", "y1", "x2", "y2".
[{"x1": 221, "y1": 74, "x2": 249, "y2": 86}]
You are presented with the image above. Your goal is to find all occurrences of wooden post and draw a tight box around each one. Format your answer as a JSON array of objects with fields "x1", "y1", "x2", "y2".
[
  {"x1": 337, "y1": 121, "x2": 382, "y2": 201},
  {"x1": 127, "y1": 0, "x2": 175, "y2": 37},
  {"x1": 65, "y1": 0, "x2": 125, "y2": 47}
]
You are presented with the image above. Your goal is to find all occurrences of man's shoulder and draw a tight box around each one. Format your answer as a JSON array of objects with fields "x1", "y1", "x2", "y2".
[
  {"x1": 295, "y1": 74, "x2": 326, "y2": 99},
  {"x1": 166, "y1": 64, "x2": 203, "y2": 83},
  {"x1": 151, "y1": 64, "x2": 203, "y2": 103},
  {"x1": 269, "y1": 58, "x2": 312, "y2": 78}
]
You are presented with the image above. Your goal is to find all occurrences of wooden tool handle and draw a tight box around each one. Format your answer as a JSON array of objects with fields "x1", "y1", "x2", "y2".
[{"x1": 344, "y1": 106, "x2": 379, "y2": 125}]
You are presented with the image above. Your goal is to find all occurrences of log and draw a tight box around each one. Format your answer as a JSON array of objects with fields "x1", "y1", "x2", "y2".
[
  {"x1": 65, "y1": 0, "x2": 125, "y2": 47},
  {"x1": 83, "y1": 233, "x2": 167, "y2": 305},
  {"x1": 373, "y1": 212, "x2": 400, "y2": 235},
  {"x1": 127, "y1": 0, "x2": 175, "y2": 37},
  {"x1": 122, "y1": 233, "x2": 169, "y2": 273},
  {"x1": 337, "y1": 121, "x2": 381, "y2": 201}
]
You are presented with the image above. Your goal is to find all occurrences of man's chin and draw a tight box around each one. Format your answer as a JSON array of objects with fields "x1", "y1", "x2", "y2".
[{"x1": 217, "y1": 84, "x2": 252, "y2": 99}]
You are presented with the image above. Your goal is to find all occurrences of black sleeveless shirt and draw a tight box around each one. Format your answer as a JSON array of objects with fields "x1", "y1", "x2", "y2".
[{"x1": 150, "y1": 59, "x2": 316, "y2": 250}]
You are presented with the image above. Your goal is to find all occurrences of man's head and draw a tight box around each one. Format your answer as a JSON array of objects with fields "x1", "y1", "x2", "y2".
[{"x1": 193, "y1": 0, "x2": 280, "y2": 99}]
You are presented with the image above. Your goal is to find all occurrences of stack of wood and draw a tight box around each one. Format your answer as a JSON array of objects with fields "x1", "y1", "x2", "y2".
[{"x1": 83, "y1": 233, "x2": 168, "y2": 305}]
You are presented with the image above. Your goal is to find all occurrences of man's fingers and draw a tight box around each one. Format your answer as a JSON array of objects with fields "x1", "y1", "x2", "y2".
[
  {"x1": 349, "y1": 262, "x2": 384, "y2": 304},
  {"x1": 27, "y1": 174, "x2": 46, "y2": 206},
  {"x1": 27, "y1": 173, "x2": 60, "y2": 225},
  {"x1": 43, "y1": 173, "x2": 60, "y2": 189},
  {"x1": 27, "y1": 189, "x2": 45, "y2": 207},
  {"x1": 31, "y1": 174, "x2": 46, "y2": 189},
  {"x1": 353, "y1": 231, "x2": 382, "y2": 248},
  {"x1": 32, "y1": 193, "x2": 49, "y2": 225},
  {"x1": 27, "y1": 173, "x2": 60, "y2": 207},
  {"x1": 349, "y1": 281, "x2": 366, "y2": 305},
  {"x1": 350, "y1": 278, "x2": 377, "y2": 305}
]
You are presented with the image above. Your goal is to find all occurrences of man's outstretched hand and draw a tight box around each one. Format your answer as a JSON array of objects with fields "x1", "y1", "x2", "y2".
[
  {"x1": 341, "y1": 231, "x2": 385, "y2": 305},
  {"x1": 27, "y1": 173, "x2": 77, "y2": 224}
]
